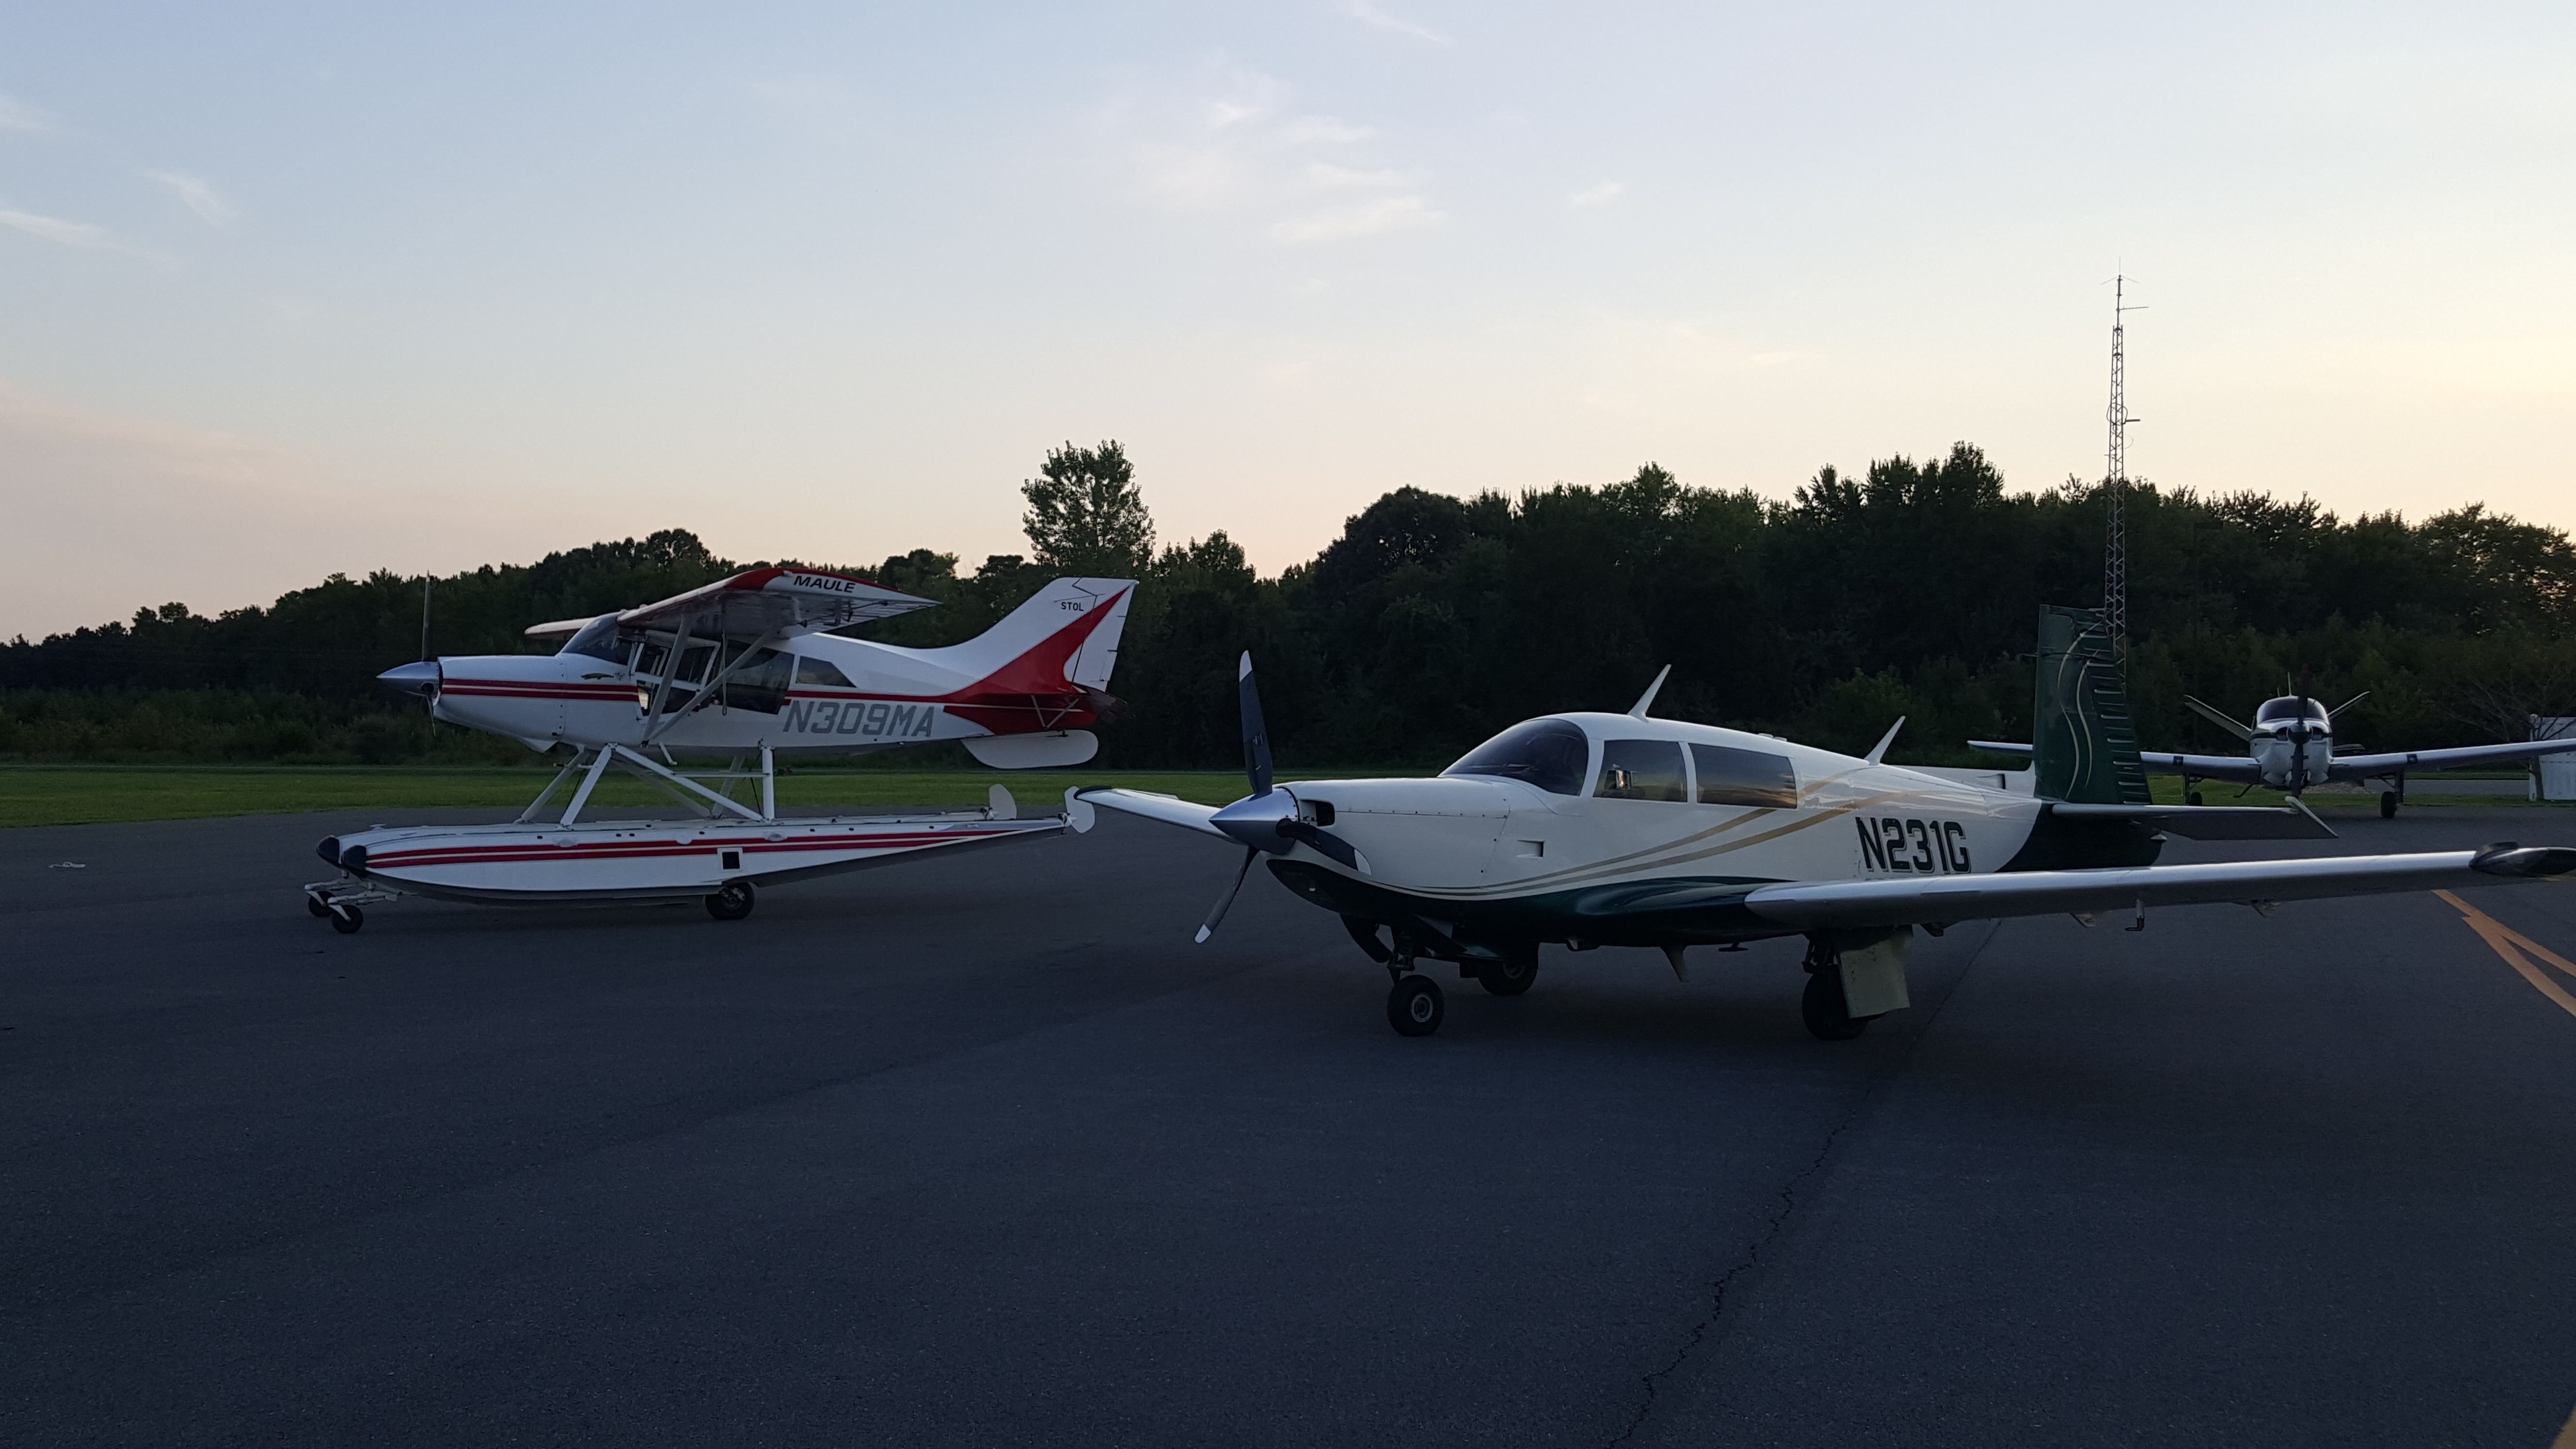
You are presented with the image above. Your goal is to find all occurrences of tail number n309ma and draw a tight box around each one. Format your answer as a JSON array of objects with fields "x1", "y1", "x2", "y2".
[{"x1": 1857, "y1": 816, "x2": 1970, "y2": 874}]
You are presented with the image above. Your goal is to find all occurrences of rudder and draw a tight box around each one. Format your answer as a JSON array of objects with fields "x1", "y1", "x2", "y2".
[{"x1": 2030, "y1": 606, "x2": 2151, "y2": 804}]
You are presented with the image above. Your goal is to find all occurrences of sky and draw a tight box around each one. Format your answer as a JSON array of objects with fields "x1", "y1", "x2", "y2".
[{"x1": 2, "y1": 1, "x2": 2570, "y2": 638}]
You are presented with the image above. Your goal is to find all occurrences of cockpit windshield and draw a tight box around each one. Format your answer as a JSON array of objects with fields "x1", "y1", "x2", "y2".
[
  {"x1": 558, "y1": 615, "x2": 627, "y2": 664},
  {"x1": 2254, "y1": 697, "x2": 2324, "y2": 724},
  {"x1": 1442, "y1": 719, "x2": 1592, "y2": 796}
]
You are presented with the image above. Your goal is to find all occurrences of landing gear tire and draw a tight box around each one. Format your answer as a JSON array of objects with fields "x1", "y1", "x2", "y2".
[
  {"x1": 329, "y1": 905, "x2": 364, "y2": 935},
  {"x1": 2380, "y1": 790, "x2": 2399, "y2": 819},
  {"x1": 1478, "y1": 948, "x2": 1539, "y2": 997},
  {"x1": 1388, "y1": 974, "x2": 1445, "y2": 1036},
  {"x1": 706, "y1": 880, "x2": 756, "y2": 921},
  {"x1": 1801, "y1": 969, "x2": 1868, "y2": 1041},
  {"x1": 306, "y1": 895, "x2": 331, "y2": 918},
  {"x1": 2186, "y1": 791, "x2": 2205, "y2": 807}
]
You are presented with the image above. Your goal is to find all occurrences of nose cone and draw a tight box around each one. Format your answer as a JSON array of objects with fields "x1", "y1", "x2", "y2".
[
  {"x1": 1210, "y1": 788, "x2": 1297, "y2": 853},
  {"x1": 378, "y1": 660, "x2": 440, "y2": 699}
]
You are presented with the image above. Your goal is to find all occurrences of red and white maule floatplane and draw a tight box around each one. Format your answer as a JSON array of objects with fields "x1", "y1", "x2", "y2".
[{"x1": 305, "y1": 567, "x2": 1129, "y2": 931}]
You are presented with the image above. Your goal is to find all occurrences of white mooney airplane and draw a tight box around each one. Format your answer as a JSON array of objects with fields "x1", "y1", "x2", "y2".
[
  {"x1": 306, "y1": 566, "x2": 1130, "y2": 931},
  {"x1": 1971, "y1": 685, "x2": 2576, "y2": 817},
  {"x1": 1083, "y1": 629, "x2": 2575, "y2": 1040}
]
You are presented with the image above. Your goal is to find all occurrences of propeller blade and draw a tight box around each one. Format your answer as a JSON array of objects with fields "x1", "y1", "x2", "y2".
[
  {"x1": 2183, "y1": 695, "x2": 2253, "y2": 741},
  {"x1": 1238, "y1": 652, "x2": 1273, "y2": 799},
  {"x1": 1279, "y1": 820, "x2": 1367, "y2": 874},
  {"x1": 1195, "y1": 847, "x2": 1259, "y2": 944}
]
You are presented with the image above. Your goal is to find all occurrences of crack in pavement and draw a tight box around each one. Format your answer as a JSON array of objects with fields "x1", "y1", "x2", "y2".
[{"x1": 1606, "y1": 919, "x2": 2001, "y2": 1447}]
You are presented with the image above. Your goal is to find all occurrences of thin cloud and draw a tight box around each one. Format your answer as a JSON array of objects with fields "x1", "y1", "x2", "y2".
[
  {"x1": 146, "y1": 170, "x2": 237, "y2": 226},
  {"x1": 0, "y1": 93, "x2": 52, "y2": 132},
  {"x1": 1, "y1": 206, "x2": 118, "y2": 250},
  {"x1": 1568, "y1": 180, "x2": 1624, "y2": 208},
  {"x1": 1112, "y1": 60, "x2": 1440, "y2": 243},
  {"x1": 1341, "y1": 0, "x2": 1449, "y2": 45},
  {"x1": 1273, "y1": 194, "x2": 1439, "y2": 242}
]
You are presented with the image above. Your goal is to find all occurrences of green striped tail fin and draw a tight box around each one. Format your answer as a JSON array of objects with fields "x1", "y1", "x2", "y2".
[{"x1": 2031, "y1": 606, "x2": 2151, "y2": 805}]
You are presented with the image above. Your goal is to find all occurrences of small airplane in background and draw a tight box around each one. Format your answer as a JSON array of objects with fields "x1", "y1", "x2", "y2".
[
  {"x1": 1081, "y1": 613, "x2": 2576, "y2": 1041},
  {"x1": 306, "y1": 567, "x2": 1131, "y2": 931},
  {"x1": 1971, "y1": 682, "x2": 2576, "y2": 817}
]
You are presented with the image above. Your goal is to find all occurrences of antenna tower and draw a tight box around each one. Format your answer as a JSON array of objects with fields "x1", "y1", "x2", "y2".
[{"x1": 2103, "y1": 275, "x2": 2142, "y2": 672}]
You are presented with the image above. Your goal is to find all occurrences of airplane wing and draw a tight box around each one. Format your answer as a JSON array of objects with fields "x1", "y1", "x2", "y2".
[
  {"x1": 1740, "y1": 844, "x2": 2576, "y2": 932},
  {"x1": 615, "y1": 567, "x2": 937, "y2": 642},
  {"x1": 2327, "y1": 737, "x2": 2576, "y2": 781},
  {"x1": 1080, "y1": 788, "x2": 1235, "y2": 841},
  {"x1": 2138, "y1": 751, "x2": 2267, "y2": 784},
  {"x1": 523, "y1": 614, "x2": 603, "y2": 643}
]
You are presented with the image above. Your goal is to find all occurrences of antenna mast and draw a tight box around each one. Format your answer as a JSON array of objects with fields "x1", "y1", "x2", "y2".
[{"x1": 2104, "y1": 275, "x2": 2142, "y2": 673}]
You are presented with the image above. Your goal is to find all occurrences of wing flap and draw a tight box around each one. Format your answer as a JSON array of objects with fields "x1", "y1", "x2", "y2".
[{"x1": 1742, "y1": 845, "x2": 2576, "y2": 931}]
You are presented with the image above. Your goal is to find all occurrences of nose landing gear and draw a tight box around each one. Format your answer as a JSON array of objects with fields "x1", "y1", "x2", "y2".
[{"x1": 1387, "y1": 973, "x2": 1445, "y2": 1036}]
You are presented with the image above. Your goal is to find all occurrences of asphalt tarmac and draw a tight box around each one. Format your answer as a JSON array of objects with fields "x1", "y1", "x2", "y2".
[{"x1": 4, "y1": 805, "x2": 2575, "y2": 1447}]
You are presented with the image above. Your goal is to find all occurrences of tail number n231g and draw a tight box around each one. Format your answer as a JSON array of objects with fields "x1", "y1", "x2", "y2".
[{"x1": 1856, "y1": 817, "x2": 1969, "y2": 874}]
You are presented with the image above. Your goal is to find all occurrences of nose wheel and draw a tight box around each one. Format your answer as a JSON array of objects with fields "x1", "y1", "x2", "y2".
[{"x1": 1387, "y1": 974, "x2": 1445, "y2": 1036}]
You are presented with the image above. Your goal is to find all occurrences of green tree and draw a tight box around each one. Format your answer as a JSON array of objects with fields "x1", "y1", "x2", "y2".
[{"x1": 1021, "y1": 440, "x2": 1155, "y2": 578}]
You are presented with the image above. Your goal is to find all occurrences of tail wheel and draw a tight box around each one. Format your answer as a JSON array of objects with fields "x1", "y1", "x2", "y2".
[
  {"x1": 707, "y1": 880, "x2": 757, "y2": 921},
  {"x1": 306, "y1": 895, "x2": 331, "y2": 919},
  {"x1": 1387, "y1": 975, "x2": 1445, "y2": 1036},
  {"x1": 1478, "y1": 946, "x2": 1539, "y2": 997},
  {"x1": 1801, "y1": 969, "x2": 1868, "y2": 1041}
]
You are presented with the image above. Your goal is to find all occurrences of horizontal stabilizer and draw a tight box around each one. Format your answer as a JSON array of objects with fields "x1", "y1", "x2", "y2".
[
  {"x1": 1968, "y1": 740, "x2": 2034, "y2": 757},
  {"x1": 1743, "y1": 845, "x2": 2576, "y2": 932},
  {"x1": 2048, "y1": 801, "x2": 2336, "y2": 841}
]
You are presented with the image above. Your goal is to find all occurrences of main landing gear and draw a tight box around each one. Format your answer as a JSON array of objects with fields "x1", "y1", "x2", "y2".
[
  {"x1": 706, "y1": 879, "x2": 757, "y2": 921},
  {"x1": 1477, "y1": 946, "x2": 1540, "y2": 997},
  {"x1": 1800, "y1": 970, "x2": 1866, "y2": 1040}
]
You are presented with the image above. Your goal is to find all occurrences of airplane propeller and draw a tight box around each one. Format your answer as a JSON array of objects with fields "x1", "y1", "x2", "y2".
[
  {"x1": 2183, "y1": 695, "x2": 2253, "y2": 741},
  {"x1": 2286, "y1": 674, "x2": 2314, "y2": 796},
  {"x1": 1194, "y1": 653, "x2": 1367, "y2": 943}
]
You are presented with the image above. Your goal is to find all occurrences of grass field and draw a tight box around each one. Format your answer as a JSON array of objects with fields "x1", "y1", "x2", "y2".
[
  {"x1": 0, "y1": 764, "x2": 1319, "y2": 829},
  {"x1": 2, "y1": 762, "x2": 2558, "y2": 829}
]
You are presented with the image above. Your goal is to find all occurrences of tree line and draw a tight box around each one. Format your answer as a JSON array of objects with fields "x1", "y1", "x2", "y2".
[{"x1": 7, "y1": 438, "x2": 2575, "y2": 770}]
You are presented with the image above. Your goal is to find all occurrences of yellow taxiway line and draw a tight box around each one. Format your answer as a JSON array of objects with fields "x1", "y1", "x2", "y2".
[
  {"x1": 2434, "y1": 890, "x2": 2576, "y2": 1022},
  {"x1": 2433, "y1": 892, "x2": 2576, "y2": 1447}
]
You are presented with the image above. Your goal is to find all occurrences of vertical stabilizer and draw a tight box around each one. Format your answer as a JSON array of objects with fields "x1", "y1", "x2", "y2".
[{"x1": 2031, "y1": 606, "x2": 2151, "y2": 804}]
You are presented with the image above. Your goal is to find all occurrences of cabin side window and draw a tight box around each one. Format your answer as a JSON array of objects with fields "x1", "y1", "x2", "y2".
[
  {"x1": 1594, "y1": 739, "x2": 1688, "y2": 801},
  {"x1": 1442, "y1": 719, "x2": 1592, "y2": 796},
  {"x1": 794, "y1": 655, "x2": 856, "y2": 688},
  {"x1": 720, "y1": 648, "x2": 792, "y2": 714},
  {"x1": 1691, "y1": 743, "x2": 1798, "y2": 808}
]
